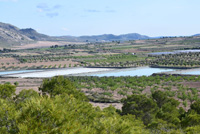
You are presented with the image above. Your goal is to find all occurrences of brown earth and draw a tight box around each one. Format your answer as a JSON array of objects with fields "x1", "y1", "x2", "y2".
[
  {"x1": 122, "y1": 49, "x2": 149, "y2": 53},
  {"x1": 13, "y1": 41, "x2": 86, "y2": 50},
  {"x1": 181, "y1": 81, "x2": 200, "y2": 89},
  {"x1": 0, "y1": 57, "x2": 79, "y2": 70},
  {"x1": 0, "y1": 77, "x2": 43, "y2": 94},
  {"x1": 0, "y1": 57, "x2": 18, "y2": 64}
]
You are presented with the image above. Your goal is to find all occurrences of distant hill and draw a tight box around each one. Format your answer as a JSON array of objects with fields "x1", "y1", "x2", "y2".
[
  {"x1": 0, "y1": 22, "x2": 51, "y2": 47},
  {"x1": 19, "y1": 28, "x2": 50, "y2": 41},
  {"x1": 1, "y1": 21, "x2": 200, "y2": 48},
  {"x1": 193, "y1": 34, "x2": 200, "y2": 36},
  {"x1": 0, "y1": 22, "x2": 33, "y2": 47},
  {"x1": 56, "y1": 33, "x2": 150, "y2": 42},
  {"x1": 0, "y1": 22, "x2": 151, "y2": 47}
]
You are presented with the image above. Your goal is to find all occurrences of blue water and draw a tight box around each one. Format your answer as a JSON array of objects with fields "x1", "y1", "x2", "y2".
[
  {"x1": 89, "y1": 67, "x2": 175, "y2": 77},
  {"x1": 0, "y1": 70, "x2": 41, "y2": 76},
  {"x1": 0, "y1": 67, "x2": 179, "y2": 77},
  {"x1": 182, "y1": 71, "x2": 200, "y2": 75},
  {"x1": 149, "y1": 49, "x2": 200, "y2": 56}
]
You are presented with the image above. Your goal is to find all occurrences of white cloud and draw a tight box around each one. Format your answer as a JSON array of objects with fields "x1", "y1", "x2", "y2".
[
  {"x1": 36, "y1": 3, "x2": 61, "y2": 18},
  {"x1": 62, "y1": 27, "x2": 69, "y2": 32},
  {"x1": 85, "y1": 9, "x2": 101, "y2": 13},
  {"x1": 36, "y1": 3, "x2": 61, "y2": 12},
  {"x1": 46, "y1": 12, "x2": 59, "y2": 18}
]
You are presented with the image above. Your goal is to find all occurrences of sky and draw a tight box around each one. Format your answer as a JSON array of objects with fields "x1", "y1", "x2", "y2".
[{"x1": 0, "y1": 0, "x2": 200, "y2": 37}]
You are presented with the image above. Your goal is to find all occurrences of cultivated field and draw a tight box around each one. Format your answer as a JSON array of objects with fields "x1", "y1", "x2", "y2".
[{"x1": 0, "y1": 36, "x2": 200, "y2": 71}]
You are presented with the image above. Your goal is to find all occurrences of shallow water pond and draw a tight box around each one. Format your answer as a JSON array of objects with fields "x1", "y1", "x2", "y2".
[{"x1": 88, "y1": 67, "x2": 176, "y2": 77}]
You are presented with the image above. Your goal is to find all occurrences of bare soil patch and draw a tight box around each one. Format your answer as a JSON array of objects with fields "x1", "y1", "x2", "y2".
[
  {"x1": 90, "y1": 102, "x2": 123, "y2": 110},
  {"x1": 0, "y1": 59, "x2": 79, "y2": 70},
  {"x1": 0, "y1": 77, "x2": 42, "y2": 94},
  {"x1": 181, "y1": 81, "x2": 200, "y2": 89},
  {"x1": 0, "y1": 57, "x2": 18, "y2": 64},
  {"x1": 122, "y1": 49, "x2": 149, "y2": 53},
  {"x1": 13, "y1": 41, "x2": 86, "y2": 50}
]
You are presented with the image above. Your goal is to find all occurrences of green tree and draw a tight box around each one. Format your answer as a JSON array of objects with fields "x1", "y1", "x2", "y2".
[
  {"x1": 190, "y1": 100, "x2": 200, "y2": 114},
  {"x1": 39, "y1": 76, "x2": 88, "y2": 101},
  {"x1": 0, "y1": 99, "x2": 19, "y2": 133},
  {"x1": 152, "y1": 90, "x2": 179, "y2": 108},
  {"x1": 14, "y1": 81, "x2": 19, "y2": 86},
  {"x1": 15, "y1": 95, "x2": 149, "y2": 134},
  {"x1": 14, "y1": 89, "x2": 39, "y2": 107},
  {"x1": 152, "y1": 91, "x2": 181, "y2": 126},
  {"x1": 0, "y1": 84, "x2": 16, "y2": 99},
  {"x1": 121, "y1": 94, "x2": 158, "y2": 125}
]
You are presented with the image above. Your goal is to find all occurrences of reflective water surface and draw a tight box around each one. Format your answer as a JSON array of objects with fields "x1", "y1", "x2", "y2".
[
  {"x1": 88, "y1": 67, "x2": 176, "y2": 77},
  {"x1": 2, "y1": 67, "x2": 200, "y2": 78}
]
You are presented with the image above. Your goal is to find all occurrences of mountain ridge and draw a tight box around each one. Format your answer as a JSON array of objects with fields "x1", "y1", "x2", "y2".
[
  {"x1": 19, "y1": 28, "x2": 50, "y2": 41},
  {"x1": 54, "y1": 33, "x2": 150, "y2": 42},
  {"x1": 1, "y1": 22, "x2": 200, "y2": 47},
  {"x1": 0, "y1": 22, "x2": 152, "y2": 46}
]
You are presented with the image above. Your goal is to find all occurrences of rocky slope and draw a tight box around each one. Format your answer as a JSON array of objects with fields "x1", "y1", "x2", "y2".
[
  {"x1": 0, "y1": 22, "x2": 51, "y2": 47},
  {"x1": 0, "y1": 22, "x2": 33, "y2": 46}
]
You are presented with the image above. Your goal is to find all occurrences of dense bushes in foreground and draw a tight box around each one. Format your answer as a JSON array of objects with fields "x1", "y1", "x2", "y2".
[
  {"x1": 0, "y1": 77, "x2": 148, "y2": 134},
  {"x1": 1, "y1": 76, "x2": 200, "y2": 133}
]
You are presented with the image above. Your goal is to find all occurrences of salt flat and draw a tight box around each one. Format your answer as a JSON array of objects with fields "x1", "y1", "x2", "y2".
[{"x1": 5, "y1": 67, "x2": 114, "y2": 78}]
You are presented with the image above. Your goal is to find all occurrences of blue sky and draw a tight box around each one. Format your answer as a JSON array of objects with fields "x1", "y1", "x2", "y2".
[{"x1": 1, "y1": 0, "x2": 200, "y2": 37}]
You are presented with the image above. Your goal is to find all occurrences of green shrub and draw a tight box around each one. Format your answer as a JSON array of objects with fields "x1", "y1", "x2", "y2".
[
  {"x1": 0, "y1": 99, "x2": 19, "y2": 133},
  {"x1": 14, "y1": 89, "x2": 39, "y2": 107},
  {"x1": 0, "y1": 84, "x2": 16, "y2": 99},
  {"x1": 14, "y1": 82, "x2": 19, "y2": 86},
  {"x1": 39, "y1": 76, "x2": 88, "y2": 101},
  {"x1": 122, "y1": 94, "x2": 158, "y2": 125}
]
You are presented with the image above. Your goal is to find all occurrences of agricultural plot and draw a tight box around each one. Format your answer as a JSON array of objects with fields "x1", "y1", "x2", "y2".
[
  {"x1": 1, "y1": 36, "x2": 200, "y2": 70},
  {"x1": 150, "y1": 52, "x2": 200, "y2": 68}
]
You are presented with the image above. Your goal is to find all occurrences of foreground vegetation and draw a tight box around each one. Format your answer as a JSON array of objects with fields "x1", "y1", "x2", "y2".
[
  {"x1": 0, "y1": 76, "x2": 148, "y2": 133},
  {"x1": 1, "y1": 76, "x2": 200, "y2": 133}
]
